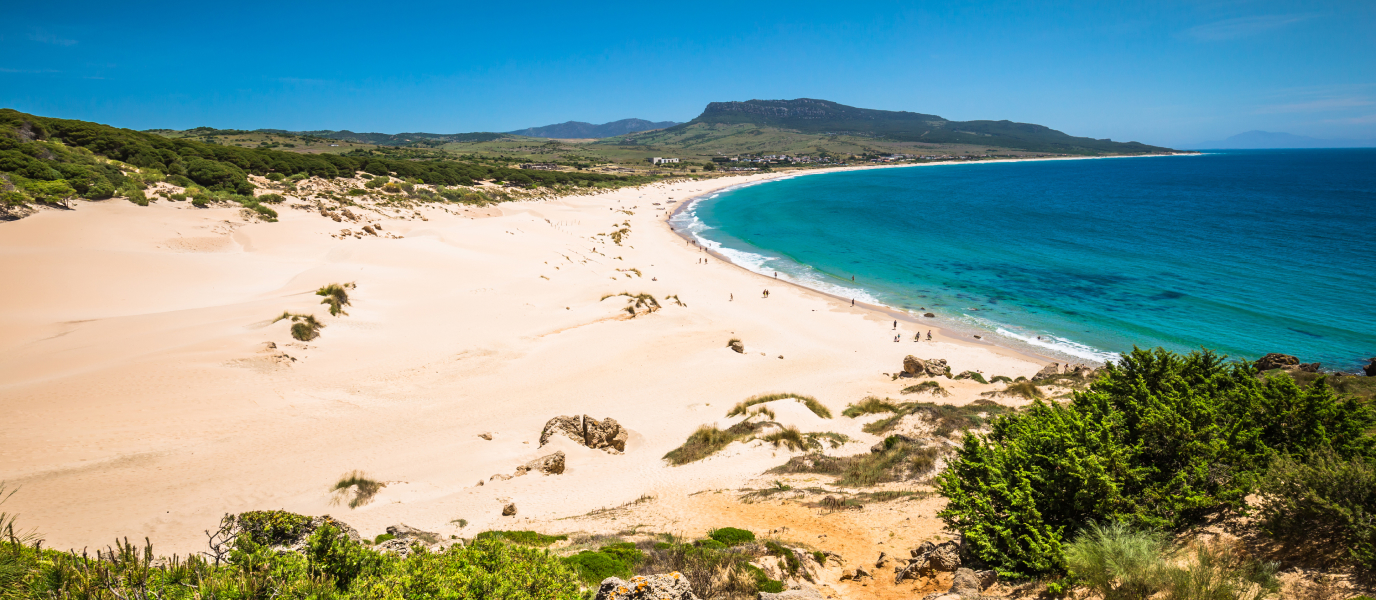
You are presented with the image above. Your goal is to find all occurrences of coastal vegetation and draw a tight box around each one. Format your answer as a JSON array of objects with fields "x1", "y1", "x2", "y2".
[
  {"x1": 937, "y1": 347, "x2": 1376, "y2": 578},
  {"x1": 316, "y1": 282, "x2": 355, "y2": 317},
  {"x1": 274, "y1": 312, "x2": 324, "y2": 341},
  {"x1": 726, "y1": 393, "x2": 832, "y2": 419},
  {"x1": 330, "y1": 471, "x2": 384, "y2": 509}
]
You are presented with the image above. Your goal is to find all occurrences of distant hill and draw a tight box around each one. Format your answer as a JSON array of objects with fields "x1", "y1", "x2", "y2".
[
  {"x1": 651, "y1": 98, "x2": 1173, "y2": 155},
  {"x1": 295, "y1": 130, "x2": 509, "y2": 146},
  {"x1": 506, "y1": 119, "x2": 679, "y2": 139},
  {"x1": 1184, "y1": 130, "x2": 1376, "y2": 149}
]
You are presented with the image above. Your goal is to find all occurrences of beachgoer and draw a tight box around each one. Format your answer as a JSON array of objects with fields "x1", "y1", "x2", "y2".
[
  {"x1": 893, "y1": 320, "x2": 897, "y2": 330},
  {"x1": 851, "y1": 299, "x2": 855, "y2": 306},
  {"x1": 927, "y1": 330, "x2": 932, "y2": 341},
  {"x1": 730, "y1": 293, "x2": 733, "y2": 301},
  {"x1": 774, "y1": 272, "x2": 778, "y2": 278},
  {"x1": 852, "y1": 275, "x2": 855, "y2": 281},
  {"x1": 914, "y1": 333, "x2": 920, "y2": 342}
]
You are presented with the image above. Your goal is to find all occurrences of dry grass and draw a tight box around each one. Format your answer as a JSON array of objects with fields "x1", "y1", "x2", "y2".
[
  {"x1": 316, "y1": 282, "x2": 355, "y2": 317},
  {"x1": 663, "y1": 421, "x2": 763, "y2": 466},
  {"x1": 901, "y1": 381, "x2": 950, "y2": 397},
  {"x1": 726, "y1": 393, "x2": 832, "y2": 419},
  {"x1": 330, "y1": 471, "x2": 384, "y2": 509},
  {"x1": 769, "y1": 436, "x2": 947, "y2": 487},
  {"x1": 273, "y1": 312, "x2": 324, "y2": 341},
  {"x1": 861, "y1": 401, "x2": 1012, "y2": 437},
  {"x1": 842, "y1": 397, "x2": 899, "y2": 417}
]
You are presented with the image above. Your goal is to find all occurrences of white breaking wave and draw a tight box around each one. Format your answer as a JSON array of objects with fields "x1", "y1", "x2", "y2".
[{"x1": 994, "y1": 327, "x2": 1120, "y2": 364}]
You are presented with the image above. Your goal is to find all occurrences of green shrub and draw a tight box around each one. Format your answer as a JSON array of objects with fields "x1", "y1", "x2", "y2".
[
  {"x1": 663, "y1": 423, "x2": 754, "y2": 465},
  {"x1": 266, "y1": 172, "x2": 286, "y2": 181},
  {"x1": 316, "y1": 282, "x2": 355, "y2": 317},
  {"x1": 474, "y1": 530, "x2": 568, "y2": 547},
  {"x1": 938, "y1": 348, "x2": 1376, "y2": 578},
  {"x1": 191, "y1": 197, "x2": 208, "y2": 208},
  {"x1": 708, "y1": 527, "x2": 755, "y2": 546},
  {"x1": 235, "y1": 510, "x2": 312, "y2": 546},
  {"x1": 694, "y1": 539, "x2": 726, "y2": 550},
  {"x1": 374, "y1": 533, "x2": 396, "y2": 544},
  {"x1": 1258, "y1": 448, "x2": 1376, "y2": 570},
  {"x1": 563, "y1": 550, "x2": 632, "y2": 584},
  {"x1": 256, "y1": 193, "x2": 285, "y2": 203}
]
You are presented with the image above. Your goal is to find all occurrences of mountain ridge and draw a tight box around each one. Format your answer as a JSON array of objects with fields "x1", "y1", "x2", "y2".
[
  {"x1": 506, "y1": 118, "x2": 679, "y2": 139},
  {"x1": 659, "y1": 98, "x2": 1175, "y2": 155}
]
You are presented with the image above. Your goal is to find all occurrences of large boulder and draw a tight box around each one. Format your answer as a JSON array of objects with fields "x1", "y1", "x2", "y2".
[
  {"x1": 596, "y1": 573, "x2": 700, "y2": 600},
  {"x1": 539, "y1": 415, "x2": 628, "y2": 454},
  {"x1": 903, "y1": 356, "x2": 949, "y2": 378},
  {"x1": 515, "y1": 451, "x2": 566, "y2": 476},
  {"x1": 585, "y1": 416, "x2": 629, "y2": 453},
  {"x1": 1255, "y1": 353, "x2": 1299, "y2": 371},
  {"x1": 1031, "y1": 363, "x2": 1063, "y2": 381},
  {"x1": 1366, "y1": 358, "x2": 1376, "y2": 377}
]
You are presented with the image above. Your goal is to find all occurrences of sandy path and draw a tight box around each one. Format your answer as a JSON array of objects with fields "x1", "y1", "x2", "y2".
[{"x1": 0, "y1": 173, "x2": 1045, "y2": 559}]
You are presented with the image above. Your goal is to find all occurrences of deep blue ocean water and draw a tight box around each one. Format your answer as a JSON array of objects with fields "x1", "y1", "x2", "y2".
[{"x1": 671, "y1": 150, "x2": 1376, "y2": 371}]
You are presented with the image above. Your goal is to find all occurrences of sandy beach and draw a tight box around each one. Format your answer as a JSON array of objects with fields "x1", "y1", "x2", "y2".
[{"x1": 0, "y1": 168, "x2": 1051, "y2": 595}]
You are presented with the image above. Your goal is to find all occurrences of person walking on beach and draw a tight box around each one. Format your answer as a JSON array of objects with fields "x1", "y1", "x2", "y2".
[
  {"x1": 851, "y1": 299, "x2": 855, "y2": 307},
  {"x1": 914, "y1": 333, "x2": 920, "y2": 342},
  {"x1": 730, "y1": 293, "x2": 733, "y2": 301},
  {"x1": 927, "y1": 330, "x2": 932, "y2": 341},
  {"x1": 893, "y1": 320, "x2": 897, "y2": 330}
]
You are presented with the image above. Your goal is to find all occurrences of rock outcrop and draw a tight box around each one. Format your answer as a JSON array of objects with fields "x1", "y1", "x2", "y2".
[
  {"x1": 1255, "y1": 353, "x2": 1299, "y2": 371},
  {"x1": 539, "y1": 415, "x2": 628, "y2": 454},
  {"x1": 729, "y1": 339, "x2": 745, "y2": 353},
  {"x1": 514, "y1": 451, "x2": 566, "y2": 476},
  {"x1": 903, "y1": 356, "x2": 949, "y2": 378},
  {"x1": 1366, "y1": 358, "x2": 1376, "y2": 377},
  {"x1": 596, "y1": 573, "x2": 700, "y2": 600},
  {"x1": 919, "y1": 567, "x2": 999, "y2": 600},
  {"x1": 895, "y1": 540, "x2": 962, "y2": 583},
  {"x1": 502, "y1": 503, "x2": 517, "y2": 516},
  {"x1": 1031, "y1": 363, "x2": 1063, "y2": 381}
]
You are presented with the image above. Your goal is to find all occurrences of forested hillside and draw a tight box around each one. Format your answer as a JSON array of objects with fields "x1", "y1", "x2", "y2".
[{"x1": 0, "y1": 109, "x2": 637, "y2": 211}]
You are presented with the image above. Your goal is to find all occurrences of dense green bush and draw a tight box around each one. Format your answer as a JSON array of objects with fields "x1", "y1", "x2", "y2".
[
  {"x1": 707, "y1": 527, "x2": 755, "y2": 546},
  {"x1": 474, "y1": 530, "x2": 568, "y2": 547},
  {"x1": 561, "y1": 543, "x2": 643, "y2": 585},
  {"x1": 2, "y1": 518, "x2": 580, "y2": 600},
  {"x1": 938, "y1": 347, "x2": 1375, "y2": 577},
  {"x1": 1258, "y1": 448, "x2": 1376, "y2": 570}
]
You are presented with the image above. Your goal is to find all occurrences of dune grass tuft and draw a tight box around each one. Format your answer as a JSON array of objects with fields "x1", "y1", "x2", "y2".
[
  {"x1": 1003, "y1": 380, "x2": 1044, "y2": 399},
  {"x1": 663, "y1": 424, "x2": 748, "y2": 465},
  {"x1": 601, "y1": 292, "x2": 660, "y2": 317},
  {"x1": 770, "y1": 435, "x2": 946, "y2": 486},
  {"x1": 861, "y1": 401, "x2": 1012, "y2": 437},
  {"x1": 842, "y1": 397, "x2": 899, "y2": 418},
  {"x1": 330, "y1": 471, "x2": 384, "y2": 509},
  {"x1": 760, "y1": 426, "x2": 808, "y2": 451},
  {"x1": 474, "y1": 530, "x2": 568, "y2": 547},
  {"x1": 273, "y1": 312, "x2": 325, "y2": 341},
  {"x1": 726, "y1": 393, "x2": 832, "y2": 419},
  {"x1": 316, "y1": 282, "x2": 356, "y2": 316},
  {"x1": 901, "y1": 381, "x2": 950, "y2": 397}
]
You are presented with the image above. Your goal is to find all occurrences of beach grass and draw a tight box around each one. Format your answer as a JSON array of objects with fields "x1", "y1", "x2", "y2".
[
  {"x1": 861, "y1": 400, "x2": 1012, "y2": 437},
  {"x1": 474, "y1": 530, "x2": 568, "y2": 547},
  {"x1": 901, "y1": 381, "x2": 949, "y2": 397},
  {"x1": 842, "y1": 397, "x2": 899, "y2": 417},
  {"x1": 726, "y1": 393, "x2": 832, "y2": 419},
  {"x1": 663, "y1": 425, "x2": 740, "y2": 466},
  {"x1": 273, "y1": 311, "x2": 325, "y2": 341},
  {"x1": 1003, "y1": 380, "x2": 1044, "y2": 399},
  {"x1": 769, "y1": 435, "x2": 945, "y2": 487},
  {"x1": 316, "y1": 282, "x2": 355, "y2": 317},
  {"x1": 330, "y1": 471, "x2": 384, "y2": 509}
]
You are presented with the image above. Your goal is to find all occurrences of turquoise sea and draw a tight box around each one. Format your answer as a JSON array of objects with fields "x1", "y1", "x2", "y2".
[{"x1": 670, "y1": 150, "x2": 1376, "y2": 371}]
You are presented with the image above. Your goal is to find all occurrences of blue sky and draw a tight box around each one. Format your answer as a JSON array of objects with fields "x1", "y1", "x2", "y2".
[{"x1": 2, "y1": 0, "x2": 1372, "y2": 147}]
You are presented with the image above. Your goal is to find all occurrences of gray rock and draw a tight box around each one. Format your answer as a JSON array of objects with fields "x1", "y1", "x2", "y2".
[
  {"x1": 502, "y1": 503, "x2": 516, "y2": 516},
  {"x1": 875, "y1": 551, "x2": 889, "y2": 567},
  {"x1": 1298, "y1": 362, "x2": 1321, "y2": 373},
  {"x1": 375, "y1": 537, "x2": 414, "y2": 557},
  {"x1": 514, "y1": 451, "x2": 566, "y2": 476},
  {"x1": 386, "y1": 524, "x2": 441, "y2": 544},
  {"x1": 729, "y1": 340, "x2": 745, "y2": 353},
  {"x1": 595, "y1": 573, "x2": 700, "y2": 600}
]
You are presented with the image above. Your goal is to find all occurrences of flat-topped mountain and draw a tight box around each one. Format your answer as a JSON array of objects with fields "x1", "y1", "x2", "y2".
[
  {"x1": 507, "y1": 118, "x2": 679, "y2": 139},
  {"x1": 661, "y1": 98, "x2": 1173, "y2": 155}
]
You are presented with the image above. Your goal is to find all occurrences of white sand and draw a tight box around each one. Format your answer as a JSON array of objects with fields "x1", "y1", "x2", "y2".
[{"x1": 0, "y1": 172, "x2": 1046, "y2": 554}]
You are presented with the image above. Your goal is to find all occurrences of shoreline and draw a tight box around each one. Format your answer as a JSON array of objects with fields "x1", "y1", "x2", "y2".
[{"x1": 661, "y1": 154, "x2": 1195, "y2": 367}]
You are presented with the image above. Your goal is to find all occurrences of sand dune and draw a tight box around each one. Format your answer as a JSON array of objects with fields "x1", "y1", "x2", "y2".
[{"x1": 0, "y1": 173, "x2": 1045, "y2": 555}]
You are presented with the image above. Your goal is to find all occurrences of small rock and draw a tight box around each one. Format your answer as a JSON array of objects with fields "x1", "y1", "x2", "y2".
[
  {"x1": 490, "y1": 474, "x2": 511, "y2": 482},
  {"x1": 729, "y1": 340, "x2": 745, "y2": 354},
  {"x1": 478, "y1": 432, "x2": 493, "y2": 440},
  {"x1": 854, "y1": 565, "x2": 870, "y2": 580},
  {"x1": 1298, "y1": 362, "x2": 1321, "y2": 373},
  {"x1": 875, "y1": 552, "x2": 889, "y2": 568},
  {"x1": 502, "y1": 503, "x2": 516, "y2": 516},
  {"x1": 514, "y1": 451, "x2": 566, "y2": 476},
  {"x1": 840, "y1": 570, "x2": 855, "y2": 581},
  {"x1": 924, "y1": 312, "x2": 936, "y2": 318},
  {"x1": 595, "y1": 573, "x2": 700, "y2": 600}
]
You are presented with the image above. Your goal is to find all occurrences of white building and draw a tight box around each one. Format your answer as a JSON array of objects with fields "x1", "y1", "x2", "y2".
[{"x1": 651, "y1": 157, "x2": 680, "y2": 165}]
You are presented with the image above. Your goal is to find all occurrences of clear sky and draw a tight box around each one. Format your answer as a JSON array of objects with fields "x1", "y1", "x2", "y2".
[{"x1": 2, "y1": 0, "x2": 1372, "y2": 147}]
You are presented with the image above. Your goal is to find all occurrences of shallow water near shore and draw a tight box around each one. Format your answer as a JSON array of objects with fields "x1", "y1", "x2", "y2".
[{"x1": 673, "y1": 150, "x2": 1376, "y2": 370}]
